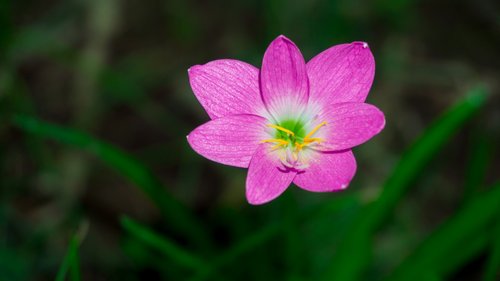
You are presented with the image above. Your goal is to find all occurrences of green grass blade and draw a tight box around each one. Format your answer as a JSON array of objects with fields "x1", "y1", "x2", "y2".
[
  {"x1": 69, "y1": 247, "x2": 81, "y2": 281},
  {"x1": 12, "y1": 114, "x2": 210, "y2": 248},
  {"x1": 284, "y1": 203, "x2": 303, "y2": 281},
  {"x1": 369, "y1": 86, "x2": 487, "y2": 227},
  {"x1": 464, "y1": 133, "x2": 492, "y2": 201},
  {"x1": 438, "y1": 231, "x2": 488, "y2": 277},
  {"x1": 189, "y1": 221, "x2": 282, "y2": 281},
  {"x1": 121, "y1": 217, "x2": 208, "y2": 271},
  {"x1": 483, "y1": 214, "x2": 500, "y2": 281},
  {"x1": 387, "y1": 183, "x2": 500, "y2": 281},
  {"x1": 190, "y1": 193, "x2": 359, "y2": 281},
  {"x1": 324, "y1": 86, "x2": 488, "y2": 281},
  {"x1": 55, "y1": 234, "x2": 81, "y2": 281},
  {"x1": 420, "y1": 272, "x2": 443, "y2": 281}
]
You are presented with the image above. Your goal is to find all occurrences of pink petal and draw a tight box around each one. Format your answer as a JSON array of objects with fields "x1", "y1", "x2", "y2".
[
  {"x1": 260, "y1": 35, "x2": 309, "y2": 118},
  {"x1": 187, "y1": 115, "x2": 267, "y2": 168},
  {"x1": 315, "y1": 103, "x2": 385, "y2": 151},
  {"x1": 188, "y1": 59, "x2": 264, "y2": 119},
  {"x1": 246, "y1": 144, "x2": 296, "y2": 205},
  {"x1": 307, "y1": 42, "x2": 375, "y2": 106},
  {"x1": 293, "y1": 150, "x2": 356, "y2": 192}
]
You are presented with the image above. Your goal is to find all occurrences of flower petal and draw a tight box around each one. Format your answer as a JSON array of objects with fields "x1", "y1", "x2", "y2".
[
  {"x1": 260, "y1": 35, "x2": 309, "y2": 119},
  {"x1": 314, "y1": 103, "x2": 385, "y2": 151},
  {"x1": 307, "y1": 42, "x2": 375, "y2": 106},
  {"x1": 188, "y1": 59, "x2": 264, "y2": 119},
  {"x1": 187, "y1": 115, "x2": 267, "y2": 168},
  {"x1": 293, "y1": 150, "x2": 356, "y2": 192},
  {"x1": 246, "y1": 144, "x2": 296, "y2": 205}
]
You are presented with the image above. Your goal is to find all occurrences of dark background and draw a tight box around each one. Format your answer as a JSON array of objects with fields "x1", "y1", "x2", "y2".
[{"x1": 1, "y1": 0, "x2": 499, "y2": 280}]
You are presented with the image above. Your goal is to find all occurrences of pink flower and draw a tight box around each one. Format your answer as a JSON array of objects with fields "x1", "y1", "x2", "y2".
[{"x1": 187, "y1": 35, "x2": 385, "y2": 205}]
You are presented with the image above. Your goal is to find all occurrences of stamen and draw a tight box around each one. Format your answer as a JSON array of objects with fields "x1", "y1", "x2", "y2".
[
  {"x1": 304, "y1": 137, "x2": 323, "y2": 143},
  {"x1": 263, "y1": 121, "x2": 328, "y2": 169},
  {"x1": 295, "y1": 142, "x2": 305, "y2": 151},
  {"x1": 267, "y1": 124, "x2": 295, "y2": 136},
  {"x1": 271, "y1": 144, "x2": 283, "y2": 150},
  {"x1": 261, "y1": 138, "x2": 289, "y2": 146},
  {"x1": 304, "y1": 121, "x2": 327, "y2": 139}
]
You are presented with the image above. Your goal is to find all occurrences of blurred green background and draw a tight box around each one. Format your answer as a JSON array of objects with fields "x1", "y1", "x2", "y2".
[{"x1": 1, "y1": 0, "x2": 499, "y2": 280}]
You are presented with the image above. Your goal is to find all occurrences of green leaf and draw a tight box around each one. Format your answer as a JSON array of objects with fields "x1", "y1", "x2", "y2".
[
  {"x1": 324, "y1": 86, "x2": 488, "y2": 281},
  {"x1": 189, "y1": 221, "x2": 282, "y2": 281},
  {"x1": 387, "y1": 183, "x2": 500, "y2": 281},
  {"x1": 464, "y1": 132, "x2": 493, "y2": 201},
  {"x1": 55, "y1": 232, "x2": 82, "y2": 281},
  {"x1": 368, "y1": 86, "x2": 487, "y2": 227},
  {"x1": 438, "y1": 231, "x2": 488, "y2": 277},
  {"x1": 121, "y1": 217, "x2": 208, "y2": 271},
  {"x1": 190, "y1": 193, "x2": 359, "y2": 281},
  {"x1": 12, "y1": 114, "x2": 210, "y2": 249},
  {"x1": 483, "y1": 213, "x2": 500, "y2": 281}
]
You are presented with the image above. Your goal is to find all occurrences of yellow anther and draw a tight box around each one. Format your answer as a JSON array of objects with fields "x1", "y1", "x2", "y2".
[
  {"x1": 261, "y1": 138, "x2": 289, "y2": 146},
  {"x1": 295, "y1": 138, "x2": 321, "y2": 152},
  {"x1": 304, "y1": 121, "x2": 327, "y2": 139},
  {"x1": 304, "y1": 137, "x2": 323, "y2": 144},
  {"x1": 267, "y1": 124, "x2": 295, "y2": 136},
  {"x1": 295, "y1": 142, "x2": 305, "y2": 151},
  {"x1": 263, "y1": 121, "x2": 327, "y2": 155}
]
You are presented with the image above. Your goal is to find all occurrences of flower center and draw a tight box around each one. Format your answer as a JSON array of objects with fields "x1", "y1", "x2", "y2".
[{"x1": 261, "y1": 120, "x2": 327, "y2": 168}]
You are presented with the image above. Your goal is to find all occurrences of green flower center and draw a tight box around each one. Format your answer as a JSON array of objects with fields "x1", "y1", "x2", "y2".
[
  {"x1": 274, "y1": 119, "x2": 306, "y2": 144},
  {"x1": 262, "y1": 119, "x2": 327, "y2": 151}
]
